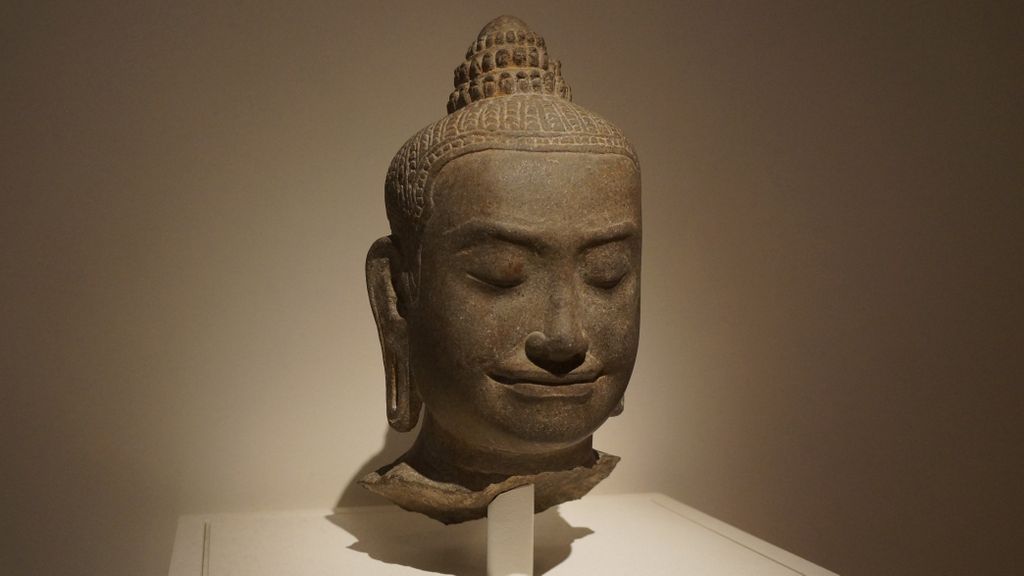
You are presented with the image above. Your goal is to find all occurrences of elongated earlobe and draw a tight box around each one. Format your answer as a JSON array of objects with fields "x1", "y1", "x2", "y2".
[
  {"x1": 611, "y1": 394, "x2": 624, "y2": 417},
  {"x1": 366, "y1": 236, "x2": 421, "y2": 432}
]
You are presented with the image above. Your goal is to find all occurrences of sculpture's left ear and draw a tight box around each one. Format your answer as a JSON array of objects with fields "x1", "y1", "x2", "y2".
[{"x1": 366, "y1": 236, "x2": 422, "y2": 432}]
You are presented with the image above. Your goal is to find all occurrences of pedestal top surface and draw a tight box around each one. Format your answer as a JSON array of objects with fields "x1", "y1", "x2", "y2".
[{"x1": 168, "y1": 492, "x2": 838, "y2": 576}]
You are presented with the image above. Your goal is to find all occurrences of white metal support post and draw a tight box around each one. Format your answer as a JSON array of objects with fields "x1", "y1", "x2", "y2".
[{"x1": 486, "y1": 484, "x2": 534, "y2": 576}]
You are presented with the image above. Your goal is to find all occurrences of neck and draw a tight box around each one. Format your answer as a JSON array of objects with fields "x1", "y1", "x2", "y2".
[{"x1": 403, "y1": 414, "x2": 596, "y2": 491}]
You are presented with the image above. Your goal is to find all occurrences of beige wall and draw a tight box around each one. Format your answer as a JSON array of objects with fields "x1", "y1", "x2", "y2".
[{"x1": 3, "y1": 2, "x2": 1021, "y2": 575}]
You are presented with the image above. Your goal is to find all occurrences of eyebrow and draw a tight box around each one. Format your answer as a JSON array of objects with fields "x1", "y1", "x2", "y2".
[
  {"x1": 445, "y1": 219, "x2": 548, "y2": 253},
  {"x1": 579, "y1": 221, "x2": 640, "y2": 250},
  {"x1": 444, "y1": 219, "x2": 639, "y2": 253}
]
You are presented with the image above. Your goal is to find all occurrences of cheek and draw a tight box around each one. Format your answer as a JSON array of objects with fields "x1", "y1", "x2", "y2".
[
  {"x1": 416, "y1": 270, "x2": 527, "y2": 365},
  {"x1": 583, "y1": 281, "x2": 640, "y2": 362}
]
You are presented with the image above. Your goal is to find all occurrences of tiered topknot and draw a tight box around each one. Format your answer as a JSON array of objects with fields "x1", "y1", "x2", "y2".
[
  {"x1": 448, "y1": 15, "x2": 571, "y2": 113},
  {"x1": 385, "y1": 16, "x2": 637, "y2": 246}
]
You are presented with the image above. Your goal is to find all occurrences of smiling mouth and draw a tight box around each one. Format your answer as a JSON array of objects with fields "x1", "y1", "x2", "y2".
[{"x1": 489, "y1": 371, "x2": 601, "y2": 401}]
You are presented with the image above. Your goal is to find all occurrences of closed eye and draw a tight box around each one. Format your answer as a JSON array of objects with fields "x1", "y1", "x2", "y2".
[
  {"x1": 581, "y1": 241, "x2": 633, "y2": 291},
  {"x1": 459, "y1": 242, "x2": 529, "y2": 291},
  {"x1": 467, "y1": 271, "x2": 524, "y2": 290},
  {"x1": 585, "y1": 270, "x2": 628, "y2": 290}
]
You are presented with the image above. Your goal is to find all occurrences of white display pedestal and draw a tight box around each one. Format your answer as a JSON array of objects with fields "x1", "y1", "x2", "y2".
[{"x1": 168, "y1": 492, "x2": 839, "y2": 576}]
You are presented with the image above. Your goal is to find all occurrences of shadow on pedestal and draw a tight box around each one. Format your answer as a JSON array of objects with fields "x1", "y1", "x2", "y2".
[{"x1": 327, "y1": 505, "x2": 592, "y2": 575}]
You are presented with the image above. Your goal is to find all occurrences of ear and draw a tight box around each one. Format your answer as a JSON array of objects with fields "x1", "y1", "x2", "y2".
[
  {"x1": 366, "y1": 236, "x2": 421, "y2": 432},
  {"x1": 611, "y1": 394, "x2": 624, "y2": 417}
]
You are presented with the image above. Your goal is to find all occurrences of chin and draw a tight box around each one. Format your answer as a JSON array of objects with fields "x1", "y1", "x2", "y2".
[{"x1": 487, "y1": 394, "x2": 619, "y2": 451}]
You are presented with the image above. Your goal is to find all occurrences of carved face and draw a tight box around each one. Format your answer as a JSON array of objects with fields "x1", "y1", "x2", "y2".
[{"x1": 406, "y1": 149, "x2": 641, "y2": 454}]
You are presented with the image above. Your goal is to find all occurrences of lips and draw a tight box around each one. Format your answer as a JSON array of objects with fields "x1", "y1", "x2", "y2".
[{"x1": 489, "y1": 370, "x2": 602, "y2": 401}]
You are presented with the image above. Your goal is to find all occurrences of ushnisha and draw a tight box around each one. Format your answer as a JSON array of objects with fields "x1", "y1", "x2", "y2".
[{"x1": 363, "y1": 15, "x2": 641, "y2": 524}]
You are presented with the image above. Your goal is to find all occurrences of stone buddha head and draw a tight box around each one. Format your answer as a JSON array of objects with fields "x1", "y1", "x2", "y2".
[{"x1": 363, "y1": 15, "x2": 641, "y2": 523}]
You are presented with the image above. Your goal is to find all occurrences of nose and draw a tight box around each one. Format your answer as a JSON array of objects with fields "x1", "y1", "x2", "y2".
[{"x1": 525, "y1": 288, "x2": 588, "y2": 375}]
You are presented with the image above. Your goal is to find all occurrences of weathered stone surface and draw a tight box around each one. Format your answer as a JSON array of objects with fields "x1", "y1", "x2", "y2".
[
  {"x1": 360, "y1": 452, "x2": 619, "y2": 525},
  {"x1": 364, "y1": 15, "x2": 641, "y2": 524}
]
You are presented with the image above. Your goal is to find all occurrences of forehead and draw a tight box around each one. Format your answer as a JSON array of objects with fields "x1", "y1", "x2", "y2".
[{"x1": 427, "y1": 150, "x2": 641, "y2": 235}]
